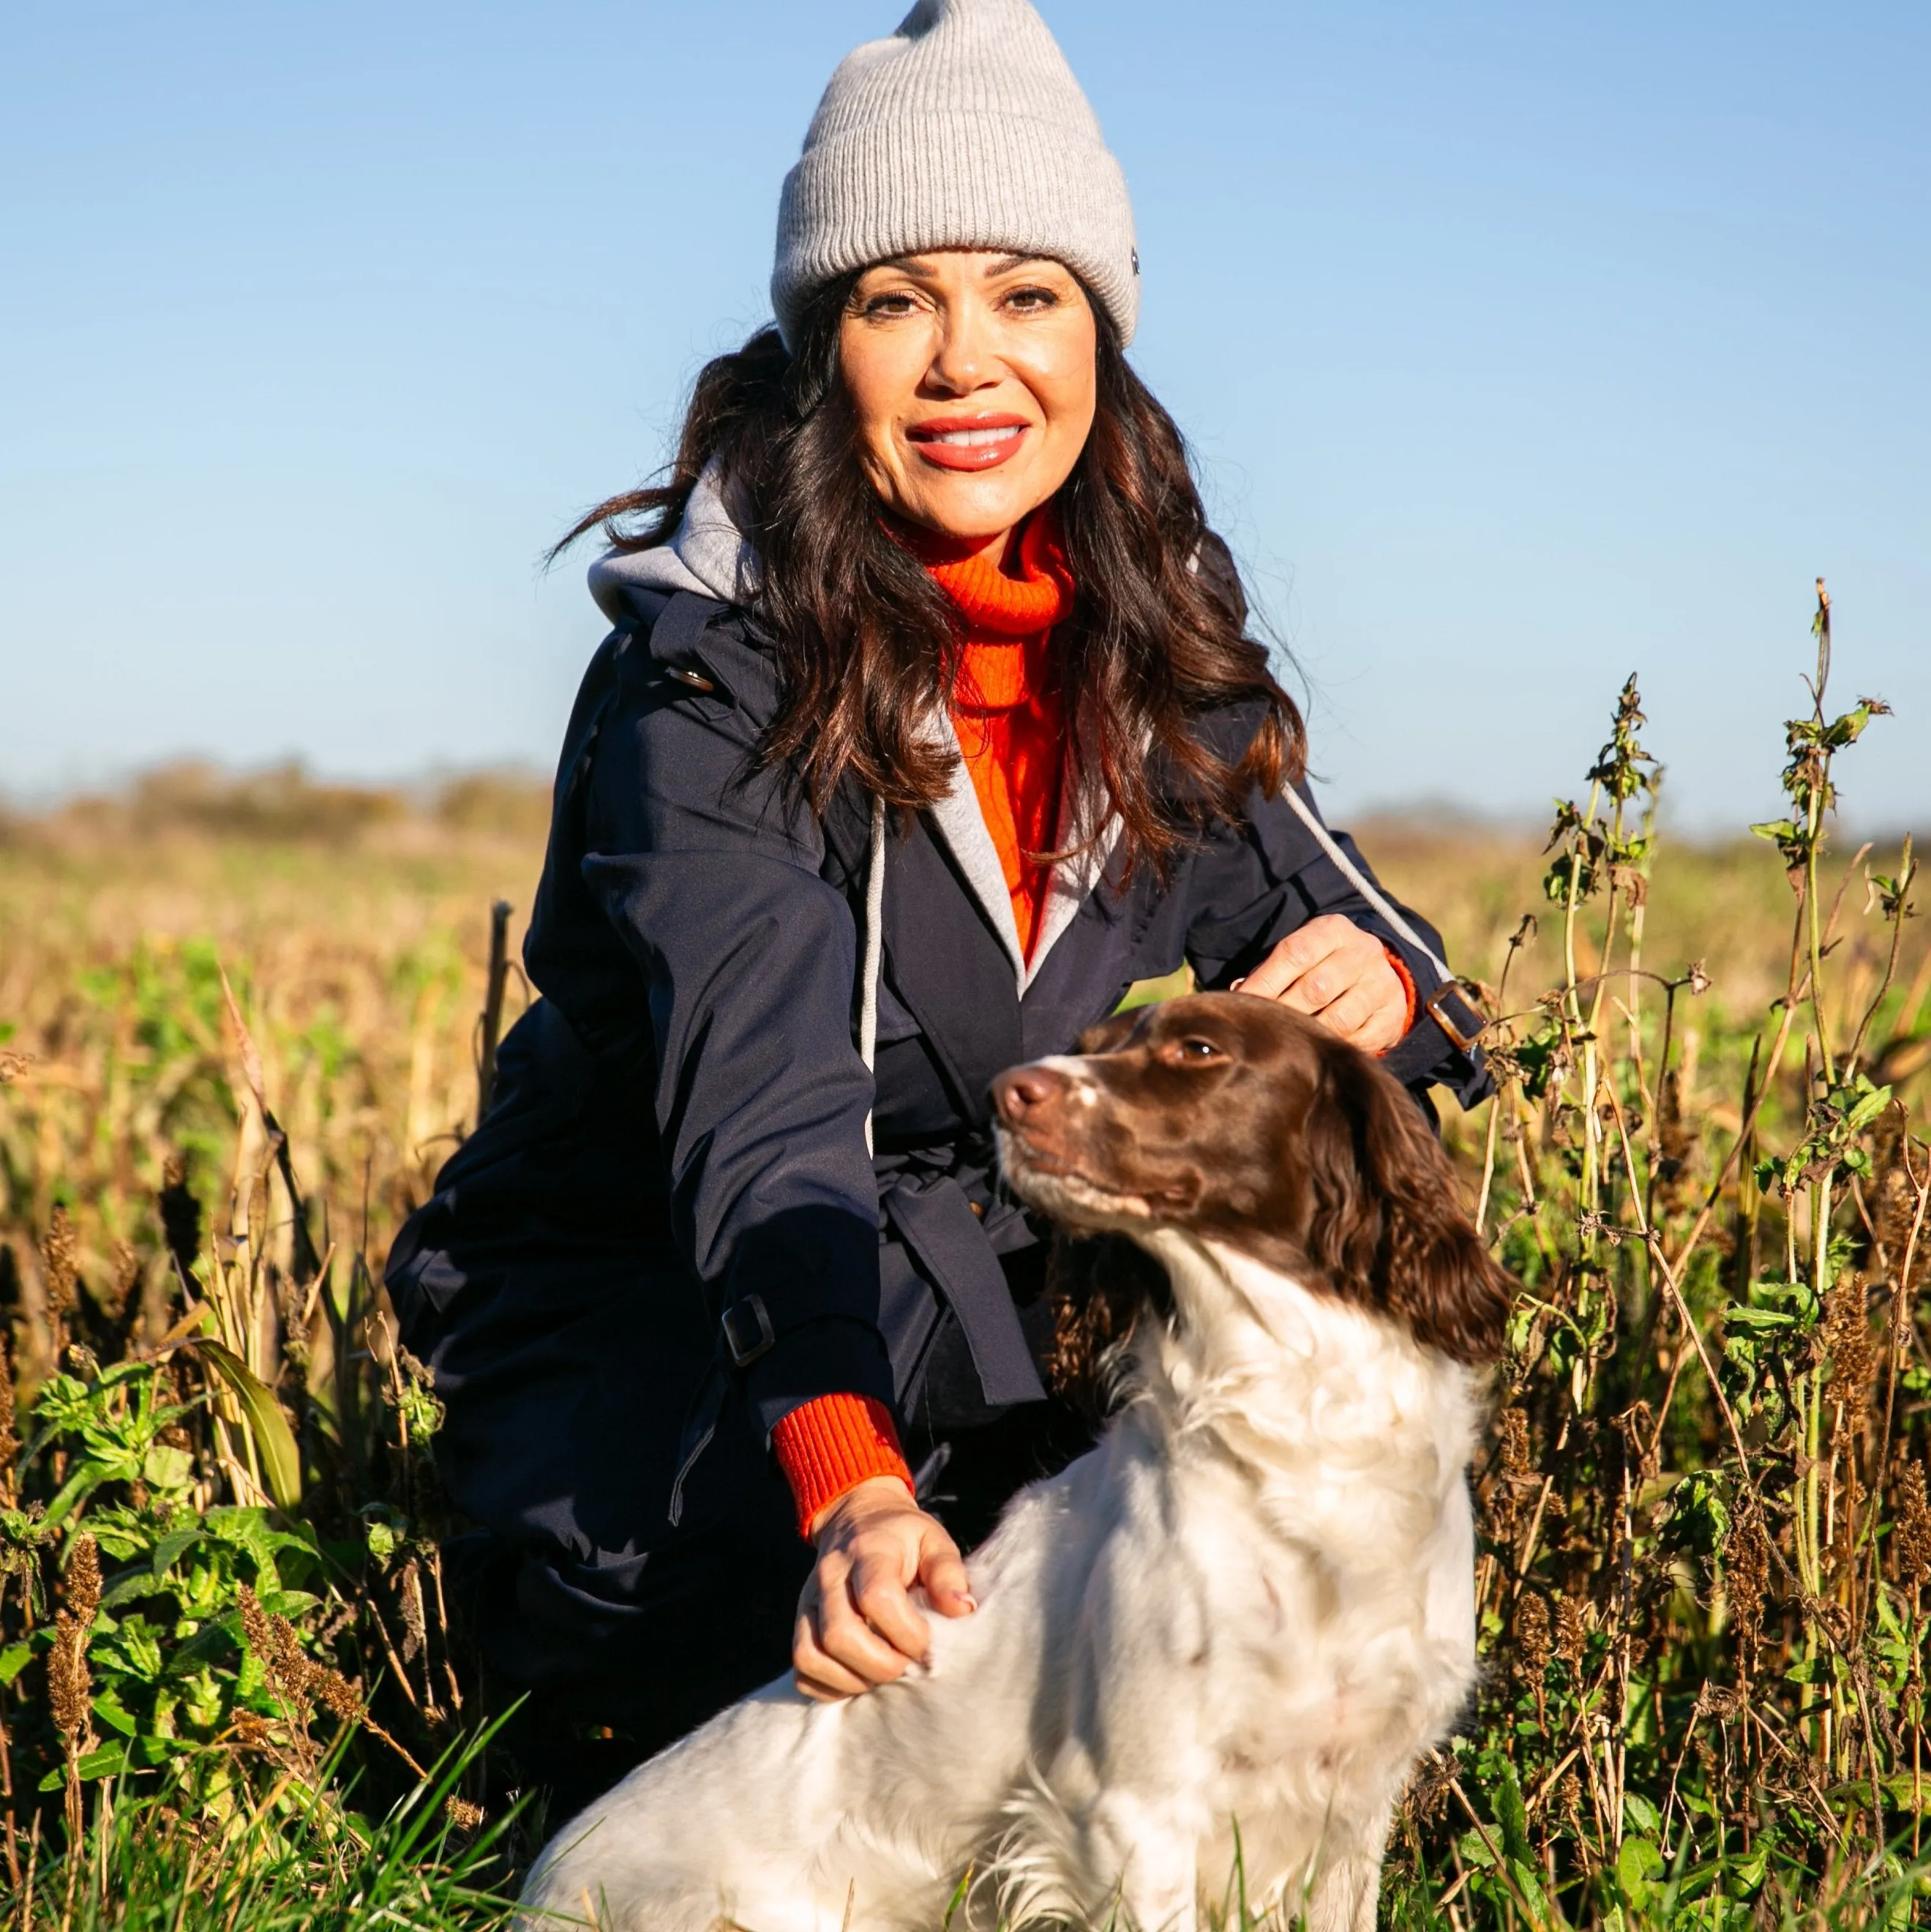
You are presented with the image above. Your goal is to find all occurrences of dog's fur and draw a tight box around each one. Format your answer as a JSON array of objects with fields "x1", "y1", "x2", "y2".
[{"x1": 522, "y1": 995, "x2": 1512, "y2": 1932}]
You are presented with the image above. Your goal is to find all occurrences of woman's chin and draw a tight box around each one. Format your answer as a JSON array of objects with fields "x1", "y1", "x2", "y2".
[{"x1": 895, "y1": 476, "x2": 1056, "y2": 548}]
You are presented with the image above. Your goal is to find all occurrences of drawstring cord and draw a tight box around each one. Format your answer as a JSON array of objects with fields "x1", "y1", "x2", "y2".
[
  {"x1": 1275, "y1": 782, "x2": 1456, "y2": 984},
  {"x1": 859, "y1": 795, "x2": 886, "y2": 1153},
  {"x1": 1275, "y1": 782, "x2": 1485, "y2": 1051}
]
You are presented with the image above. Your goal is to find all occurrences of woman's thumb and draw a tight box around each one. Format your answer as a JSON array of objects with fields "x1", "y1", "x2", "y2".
[{"x1": 920, "y1": 1531, "x2": 977, "y2": 1617}]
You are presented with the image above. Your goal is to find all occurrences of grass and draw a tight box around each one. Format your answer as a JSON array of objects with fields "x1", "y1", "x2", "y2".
[{"x1": 1, "y1": 588, "x2": 1928, "y2": 1925}]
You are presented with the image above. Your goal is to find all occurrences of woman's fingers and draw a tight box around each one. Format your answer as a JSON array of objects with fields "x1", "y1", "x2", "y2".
[
  {"x1": 1319, "y1": 984, "x2": 1380, "y2": 1045},
  {"x1": 916, "y1": 1521, "x2": 975, "y2": 1617},
  {"x1": 1235, "y1": 917, "x2": 1349, "y2": 1006},
  {"x1": 1240, "y1": 917, "x2": 1409, "y2": 1050},
  {"x1": 846, "y1": 1539, "x2": 934, "y2": 1663},
  {"x1": 795, "y1": 1558, "x2": 911, "y2": 1694},
  {"x1": 815, "y1": 1552, "x2": 920, "y2": 1684},
  {"x1": 792, "y1": 1604, "x2": 874, "y2": 1701}
]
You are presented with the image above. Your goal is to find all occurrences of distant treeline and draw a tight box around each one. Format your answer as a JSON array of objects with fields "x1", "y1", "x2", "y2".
[{"x1": 1, "y1": 760, "x2": 555, "y2": 847}]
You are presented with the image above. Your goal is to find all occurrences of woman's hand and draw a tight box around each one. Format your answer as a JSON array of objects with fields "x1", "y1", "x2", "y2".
[
  {"x1": 1234, "y1": 914, "x2": 1410, "y2": 1055},
  {"x1": 792, "y1": 1475, "x2": 976, "y2": 1701}
]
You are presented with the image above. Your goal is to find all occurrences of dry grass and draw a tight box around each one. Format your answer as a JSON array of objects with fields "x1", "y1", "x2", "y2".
[{"x1": 1, "y1": 614, "x2": 1929, "y2": 1932}]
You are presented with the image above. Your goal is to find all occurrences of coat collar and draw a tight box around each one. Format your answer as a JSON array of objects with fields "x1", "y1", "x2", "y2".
[{"x1": 920, "y1": 709, "x2": 1121, "y2": 996}]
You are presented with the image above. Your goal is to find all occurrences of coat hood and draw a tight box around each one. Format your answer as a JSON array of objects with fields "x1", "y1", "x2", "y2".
[{"x1": 588, "y1": 460, "x2": 761, "y2": 623}]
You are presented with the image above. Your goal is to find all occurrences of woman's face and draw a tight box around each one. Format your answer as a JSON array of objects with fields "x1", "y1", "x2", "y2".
[{"x1": 839, "y1": 250, "x2": 1098, "y2": 560}]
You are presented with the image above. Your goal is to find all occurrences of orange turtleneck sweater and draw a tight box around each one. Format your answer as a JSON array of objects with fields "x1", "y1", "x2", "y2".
[{"x1": 769, "y1": 513, "x2": 1073, "y2": 1537}]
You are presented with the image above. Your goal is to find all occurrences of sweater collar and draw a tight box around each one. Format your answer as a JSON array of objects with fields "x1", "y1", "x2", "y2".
[{"x1": 920, "y1": 509, "x2": 1074, "y2": 640}]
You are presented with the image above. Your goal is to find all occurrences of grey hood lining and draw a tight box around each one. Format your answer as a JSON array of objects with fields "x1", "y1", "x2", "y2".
[{"x1": 588, "y1": 459, "x2": 761, "y2": 618}]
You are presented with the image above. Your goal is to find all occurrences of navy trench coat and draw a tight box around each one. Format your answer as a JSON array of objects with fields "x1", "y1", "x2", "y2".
[{"x1": 385, "y1": 580, "x2": 1484, "y2": 1745}]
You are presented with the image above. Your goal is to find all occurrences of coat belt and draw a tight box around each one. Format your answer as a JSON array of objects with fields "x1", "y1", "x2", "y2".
[{"x1": 877, "y1": 1172, "x2": 1047, "y2": 1408}]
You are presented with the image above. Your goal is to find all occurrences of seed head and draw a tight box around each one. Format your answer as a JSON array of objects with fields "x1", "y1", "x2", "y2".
[
  {"x1": 238, "y1": 1582, "x2": 274, "y2": 1664},
  {"x1": 1556, "y1": 1595, "x2": 1589, "y2": 1670},
  {"x1": 398, "y1": 1556, "x2": 427, "y2": 1663},
  {"x1": 42, "y1": 1207, "x2": 78, "y2": 1317},
  {"x1": 315, "y1": 1669, "x2": 361, "y2": 1723},
  {"x1": 443, "y1": 1796, "x2": 485, "y2": 1833},
  {"x1": 1499, "y1": 1407, "x2": 1531, "y2": 1478},
  {"x1": 1513, "y1": 1592, "x2": 1552, "y2": 1680},
  {"x1": 1896, "y1": 1463, "x2": 1931, "y2": 1587},
  {"x1": 1727, "y1": 1511, "x2": 1771, "y2": 1665},
  {"x1": 64, "y1": 1532, "x2": 101, "y2": 1627},
  {"x1": 0, "y1": 1333, "x2": 18, "y2": 1500},
  {"x1": 48, "y1": 1612, "x2": 93, "y2": 1745},
  {"x1": 1822, "y1": 1278, "x2": 1878, "y2": 1401},
  {"x1": 105, "y1": 1242, "x2": 141, "y2": 1322}
]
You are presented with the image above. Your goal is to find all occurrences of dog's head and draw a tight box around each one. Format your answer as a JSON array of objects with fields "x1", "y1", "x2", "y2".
[{"x1": 992, "y1": 992, "x2": 1512, "y2": 1368}]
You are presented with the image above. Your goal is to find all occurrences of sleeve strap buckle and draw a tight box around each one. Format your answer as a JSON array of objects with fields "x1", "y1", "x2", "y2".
[
  {"x1": 720, "y1": 1293, "x2": 776, "y2": 1367},
  {"x1": 1425, "y1": 979, "x2": 1487, "y2": 1055}
]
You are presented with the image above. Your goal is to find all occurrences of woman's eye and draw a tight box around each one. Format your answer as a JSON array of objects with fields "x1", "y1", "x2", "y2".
[
  {"x1": 860, "y1": 292, "x2": 918, "y2": 318},
  {"x1": 1004, "y1": 285, "x2": 1059, "y2": 312}
]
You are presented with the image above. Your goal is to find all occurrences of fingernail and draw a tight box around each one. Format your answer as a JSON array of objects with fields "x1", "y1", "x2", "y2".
[
  {"x1": 961, "y1": 1595, "x2": 978, "y2": 1614},
  {"x1": 1229, "y1": 977, "x2": 1247, "y2": 992}
]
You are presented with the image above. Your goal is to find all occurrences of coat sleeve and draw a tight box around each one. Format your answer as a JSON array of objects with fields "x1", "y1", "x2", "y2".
[
  {"x1": 568, "y1": 604, "x2": 895, "y2": 1437},
  {"x1": 1182, "y1": 774, "x2": 1491, "y2": 1105}
]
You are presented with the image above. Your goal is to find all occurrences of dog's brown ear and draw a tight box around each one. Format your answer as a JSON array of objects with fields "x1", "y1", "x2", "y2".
[
  {"x1": 1302, "y1": 1050, "x2": 1513, "y2": 1364},
  {"x1": 1046, "y1": 1232, "x2": 1171, "y2": 1419}
]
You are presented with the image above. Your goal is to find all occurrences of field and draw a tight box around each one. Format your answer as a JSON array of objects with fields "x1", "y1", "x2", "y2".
[{"x1": 1, "y1": 606, "x2": 1928, "y2": 1927}]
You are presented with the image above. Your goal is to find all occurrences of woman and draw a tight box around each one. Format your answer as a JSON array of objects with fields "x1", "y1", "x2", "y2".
[{"x1": 386, "y1": 0, "x2": 1485, "y2": 1815}]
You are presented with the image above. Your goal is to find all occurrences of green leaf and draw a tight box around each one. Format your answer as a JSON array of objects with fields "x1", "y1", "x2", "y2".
[
  {"x1": 91, "y1": 1686, "x2": 139, "y2": 1738},
  {"x1": 100, "y1": 1570, "x2": 167, "y2": 1611},
  {"x1": 1622, "y1": 1791, "x2": 1662, "y2": 1838},
  {"x1": 149, "y1": 1527, "x2": 204, "y2": 1579},
  {"x1": 1457, "y1": 1828, "x2": 1497, "y2": 1870},
  {"x1": 1617, "y1": 1834, "x2": 1662, "y2": 1903},
  {"x1": 37, "y1": 1742, "x2": 127, "y2": 1791},
  {"x1": 0, "y1": 1641, "x2": 35, "y2": 1686},
  {"x1": 1495, "y1": 1761, "x2": 1533, "y2": 1866},
  {"x1": 195, "y1": 1341, "x2": 302, "y2": 1508},
  {"x1": 40, "y1": 1461, "x2": 111, "y2": 1532},
  {"x1": 142, "y1": 1442, "x2": 195, "y2": 1491}
]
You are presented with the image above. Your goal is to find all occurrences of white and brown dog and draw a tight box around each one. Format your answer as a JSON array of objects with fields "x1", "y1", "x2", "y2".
[{"x1": 522, "y1": 993, "x2": 1510, "y2": 1932}]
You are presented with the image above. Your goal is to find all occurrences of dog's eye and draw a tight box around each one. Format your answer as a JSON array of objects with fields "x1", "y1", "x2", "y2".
[{"x1": 1176, "y1": 1038, "x2": 1224, "y2": 1062}]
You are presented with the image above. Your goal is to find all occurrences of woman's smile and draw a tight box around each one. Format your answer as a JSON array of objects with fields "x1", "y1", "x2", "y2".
[{"x1": 904, "y1": 413, "x2": 1031, "y2": 471}]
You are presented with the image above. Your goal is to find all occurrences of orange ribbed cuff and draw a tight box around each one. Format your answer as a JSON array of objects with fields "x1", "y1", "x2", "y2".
[
  {"x1": 770, "y1": 1393, "x2": 915, "y2": 1540},
  {"x1": 1380, "y1": 945, "x2": 1418, "y2": 1054}
]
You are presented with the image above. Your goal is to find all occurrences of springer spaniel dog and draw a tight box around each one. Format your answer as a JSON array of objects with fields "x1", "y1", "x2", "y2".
[{"x1": 523, "y1": 993, "x2": 1511, "y2": 1932}]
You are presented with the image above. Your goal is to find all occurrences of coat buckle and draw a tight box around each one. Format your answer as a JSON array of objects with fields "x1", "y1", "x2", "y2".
[
  {"x1": 720, "y1": 1293, "x2": 776, "y2": 1367},
  {"x1": 1425, "y1": 980, "x2": 1487, "y2": 1055}
]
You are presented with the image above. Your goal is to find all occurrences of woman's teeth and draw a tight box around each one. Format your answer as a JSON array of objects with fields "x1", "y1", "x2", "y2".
[{"x1": 923, "y1": 426, "x2": 1022, "y2": 446}]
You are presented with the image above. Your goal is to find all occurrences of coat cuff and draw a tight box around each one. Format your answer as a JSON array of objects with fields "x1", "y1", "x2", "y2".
[
  {"x1": 771, "y1": 1393, "x2": 915, "y2": 1540},
  {"x1": 1377, "y1": 943, "x2": 1418, "y2": 1053}
]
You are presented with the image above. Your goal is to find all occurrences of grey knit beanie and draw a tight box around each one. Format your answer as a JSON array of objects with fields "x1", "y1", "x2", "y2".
[{"x1": 772, "y1": 0, "x2": 1139, "y2": 349}]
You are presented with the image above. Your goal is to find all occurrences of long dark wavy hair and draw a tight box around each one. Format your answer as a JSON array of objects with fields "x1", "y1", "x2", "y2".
[{"x1": 554, "y1": 272, "x2": 1305, "y2": 877}]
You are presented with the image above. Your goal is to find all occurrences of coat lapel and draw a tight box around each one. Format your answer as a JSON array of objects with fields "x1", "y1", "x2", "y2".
[
  {"x1": 885, "y1": 813, "x2": 1024, "y2": 1125},
  {"x1": 919, "y1": 709, "x2": 1121, "y2": 997}
]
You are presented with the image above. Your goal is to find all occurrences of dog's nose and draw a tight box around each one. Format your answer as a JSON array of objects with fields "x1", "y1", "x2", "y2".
[{"x1": 991, "y1": 1063, "x2": 1068, "y2": 1124}]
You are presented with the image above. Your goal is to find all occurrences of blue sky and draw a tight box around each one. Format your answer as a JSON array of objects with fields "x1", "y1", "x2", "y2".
[{"x1": 3, "y1": 1, "x2": 1926, "y2": 831}]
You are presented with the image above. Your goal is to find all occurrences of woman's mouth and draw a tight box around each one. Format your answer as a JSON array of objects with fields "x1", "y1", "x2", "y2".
[{"x1": 905, "y1": 416, "x2": 1030, "y2": 472}]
